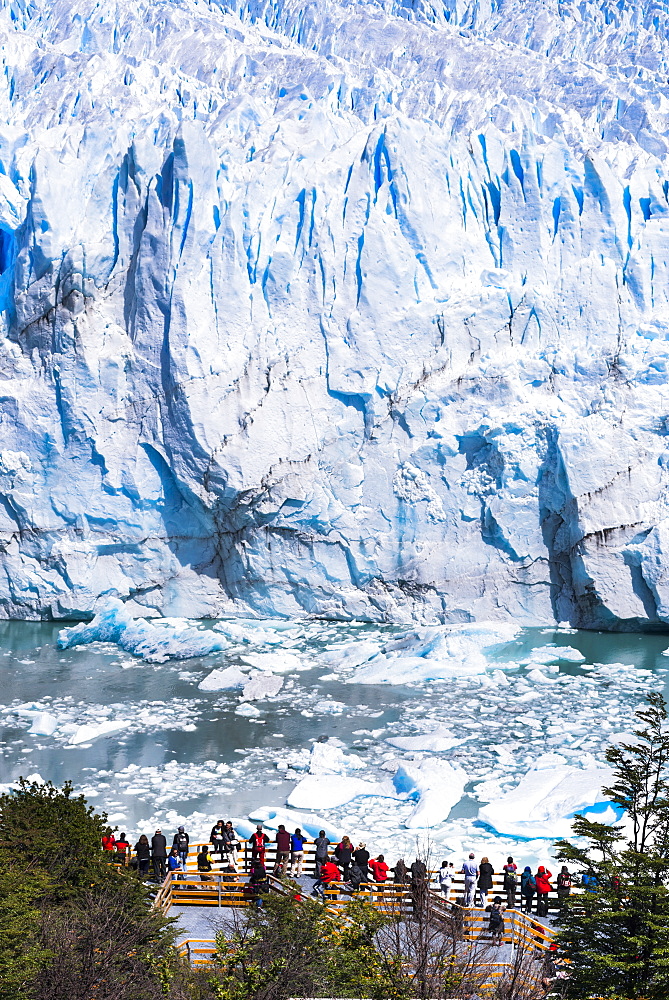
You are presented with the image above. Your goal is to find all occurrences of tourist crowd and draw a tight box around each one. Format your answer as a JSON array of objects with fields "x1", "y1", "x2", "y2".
[{"x1": 101, "y1": 823, "x2": 575, "y2": 919}]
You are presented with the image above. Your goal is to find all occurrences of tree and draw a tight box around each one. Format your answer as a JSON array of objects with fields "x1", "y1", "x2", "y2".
[
  {"x1": 0, "y1": 866, "x2": 52, "y2": 1000},
  {"x1": 0, "y1": 778, "x2": 109, "y2": 892},
  {"x1": 0, "y1": 778, "x2": 183, "y2": 1000},
  {"x1": 555, "y1": 692, "x2": 669, "y2": 999}
]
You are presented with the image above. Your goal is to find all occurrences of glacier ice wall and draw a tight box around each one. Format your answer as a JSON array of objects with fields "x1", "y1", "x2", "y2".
[{"x1": 0, "y1": 0, "x2": 668, "y2": 626}]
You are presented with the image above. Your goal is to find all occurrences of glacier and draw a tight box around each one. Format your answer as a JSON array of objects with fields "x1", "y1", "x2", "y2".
[{"x1": 0, "y1": 0, "x2": 668, "y2": 626}]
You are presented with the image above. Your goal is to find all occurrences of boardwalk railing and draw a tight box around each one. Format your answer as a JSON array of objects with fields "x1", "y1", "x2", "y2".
[{"x1": 140, "y1": 840, "x2": 579, "y2": 911}]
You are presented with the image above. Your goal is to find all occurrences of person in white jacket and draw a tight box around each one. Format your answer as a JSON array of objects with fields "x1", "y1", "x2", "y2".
[{"x1": 438, "y1": 860, "x2": 454, "y2": 901}]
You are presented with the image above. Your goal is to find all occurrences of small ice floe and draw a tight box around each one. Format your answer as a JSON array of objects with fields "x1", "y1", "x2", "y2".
[
  {"x1": 68, "y1": 720, "x2": 131, "y2": 745},
  {"x1": 241, "y1": 673, "x2": 283, "y2": 701},
  {"x1": 198, "y1": 666, "x2": 248, "y2": 691},
  {"x1": 519, "y1": 644, "x2": 585, "y2": 665}
]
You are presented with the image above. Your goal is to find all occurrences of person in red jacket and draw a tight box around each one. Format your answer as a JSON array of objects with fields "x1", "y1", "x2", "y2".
[
  {"x1": 101, "y1": 829, "x2": 116, "y2": 853},
  {"x1": 535, "y1": 866, "x2": 553, "y2": 917},
  {"x1": 249, "y1": 824, "x2": 269, "y2": 866},
  {"x1": 311, "y1": 859, "x2": 341, "y2": 900},
  {"x1": 369, "y1": 854, "x2": 389, "y2": 882}
]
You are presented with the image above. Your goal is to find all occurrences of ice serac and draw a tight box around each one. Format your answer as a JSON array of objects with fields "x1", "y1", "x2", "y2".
[{"x1": 0, "y1": 0, "x2": 668, "y2": 627}]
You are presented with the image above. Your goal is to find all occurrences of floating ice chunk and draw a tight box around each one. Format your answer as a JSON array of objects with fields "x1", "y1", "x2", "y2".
[
  {"x1": 526, "y1": 669, "x2": 557, "y2": 685},
  {"x1": 287, "y1": 773, "x2": 390, "y2": 809},
  {"x1": 321, "y1": 640, "x2": 381, "y2": 671},
  {"x1": 198, "y1": 666, "x2": 247, "y2": 691},
  {"x1": 348, "y1": 623, "x2": 521, "y2": 684},
  {"x1": 479, "y1": 761, "x2": 617, "y2": 838},
  {"x1": 242, "y1": 673, "x2": 283, "y2": 701},
  {"x1": 392, "y1": 759, "x2": 467, "y2": 828},
  {"x1": 29, "y1": 712, "x2": 58, "y2": 736},
  {"x1": 309, "y1": 741, "x2": 365, "y2": 775},
  {"x1": 235, "y1": 702, "x2": 261, "y2": 717},
  {"x1": 240, "y1": 652, "x2": 302, "y2": 673},
  {"x1": 248, "y1": 806, "x2": 341, "y2": 841},
  {"x1": 69, "y1": 720, "x2": 131, "y2": 745},
  {"x1": 58, "y1": 599, "x2": 228, "y2": 663},
  {"x1": 386, "y1": 728, "x2": 472, "y2": 752},
  {"x1": 313, "y1": 699, "x2": 345, "y2": 714},
  {"x1": 520, "y1": 645, "x2": 585, "y2": 665}
]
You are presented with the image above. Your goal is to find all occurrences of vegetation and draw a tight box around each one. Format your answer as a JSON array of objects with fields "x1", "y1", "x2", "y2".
[
  {"x1": 0, "y1": 778, "x2": 183, "y2": 1000},
  {"x1": 556, "y1": 692, "x2": 669, "y2": 1000}
]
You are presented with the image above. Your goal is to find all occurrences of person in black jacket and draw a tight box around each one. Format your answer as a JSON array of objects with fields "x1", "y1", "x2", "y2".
[
  {"x1": 477, "y1": 857, "x2": 495, "y2": 908},
  {"x1": 334, "y1": 836, "x2": 353, "y2": 879},
  {"x1": 210, "y1": 820, "x2": 225, "y2": 860},
  {"x1": 133, "y1": 834, "x2": 150, "y2": 878},
  {"x1": 151, "y1": 829, "x2": 168, "y2": 882},
  {"x1": 353, "y1": 842, "x2": 370, "y2": 884},
  {"x1": 173, "y1": 826, "x2": 190, "y2": 870}
]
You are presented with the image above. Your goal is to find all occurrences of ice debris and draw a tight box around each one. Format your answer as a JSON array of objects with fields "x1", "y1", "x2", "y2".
[{"x1": 58, "y1": 600, "x2": 228, "y2": 663}]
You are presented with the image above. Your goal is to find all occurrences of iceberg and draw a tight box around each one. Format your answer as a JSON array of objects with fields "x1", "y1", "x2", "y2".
[
  {"x1": 478, "y1": 757, "x2": 618, "y2": 839},
  {"x1": 58, "y1": 600, "x2": 228, "y2": 663},
  {"x1": 68, "y1": 719, "x2": 131, "y2": 746},
  {"x1": 241, "y1": 673, "x2": 284, "y2": 700},
  {"x1": 348, "y1": 623, "x2": 520, "y2": 683},
  {"x1": 393, "y1": 759, "x2": 468, "y2": 829},
  {"x1": 198, "y1": 666, "x2": 248, "y2": 691}
]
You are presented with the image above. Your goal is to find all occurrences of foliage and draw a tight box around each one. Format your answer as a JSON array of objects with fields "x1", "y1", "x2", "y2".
[
  {"x1": 555, "y1": 692, "x2": 669, "y2": 1000},
  {"x1": 0, "y1": 865, "x2": 52, "y2": 1000},
  {"x1": 209, "y1": 890, "x2": 397, "y2": 1000},
  {"x1": 0, "y1": 778, "x2": 182, "y2": 1000},
  {"x1": 0, "y1": 778, "x2": 109, "y2": 891}
]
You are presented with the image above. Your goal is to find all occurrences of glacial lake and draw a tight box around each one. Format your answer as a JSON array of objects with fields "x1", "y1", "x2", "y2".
[{"x1": 1, "y1": 617, "x2": 668, "y2": 866}]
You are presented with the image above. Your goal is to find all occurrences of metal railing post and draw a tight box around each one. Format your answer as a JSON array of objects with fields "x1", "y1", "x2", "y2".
[{"x1": 218, "y1": 876, "x2": 222, "y2": 908}]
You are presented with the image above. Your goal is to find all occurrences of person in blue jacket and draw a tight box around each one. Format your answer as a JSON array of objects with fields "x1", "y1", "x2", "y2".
[
  {"x1": 289, "y1": 827, "x2": 308, "y2": 877},
  {"x1": 168, "y1": 846, "x2": 185, "y2": 881}
]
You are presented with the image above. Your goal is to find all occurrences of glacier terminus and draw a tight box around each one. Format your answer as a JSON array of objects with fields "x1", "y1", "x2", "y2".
[{"x1": 0, "y1": 0, "x2": 668, "y2": 628}]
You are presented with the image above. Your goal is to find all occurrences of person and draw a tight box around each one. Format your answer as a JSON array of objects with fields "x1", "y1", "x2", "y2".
[
  {"x1": 521, "y1": 866, "x2": 536, "y2": 914},
  {"x1": 133, "y1": 834, "x2": 151, "y2": 878},
  {"x1": 249, "y1": 824, "x2": 270, "y2": 866},
  {"x1": 173, "y1": 826, "x2": 190, "y2": 871},
  {"x1": 347, "y1": 861, "x2": 364, "y2": 893},
  {"x1": 334, "y1": 836, "x2": 353, "y2": 879},
  {"x1": 581, "y1": 871, "x2": 598, "y2": 893},
  {"x1": 438, "y1": 861, "x2": 454, "y2": 901},
  {"x1": 245, "y1": 859, "x2": 270, "y2": 910},
  {"x1": 168, "y1": 846, "x2": 185, "y2": 881},
  {"x1": 557, "y1": 865, "x2": 572, "y2": 906},
  {"x1": 410, "y1": 857, "x2": 429, "y2": 916},
  {"x1": 488, "y1": 895, "x2": 505, "y2": 946},
  {"x1": 462, "y1": 853, "x2": 479, "y2": 907},
  {"x1": 314, "y1": 830, "x2": 330, "y2": 877},
  {"x1": 353, "y1": 842, "x2": 370, "y2": 884},
  {"x1": 369, "y1": 854, "x2": 390, "y2": 882},
  {"x1": 535, "y1": 866, "x2": 553, "y2": 917},
  {"x1": 197, "y1": 844, "x2": 214, "y2": 882},
  {"x1": 115, "y1": 833, "x2": 129, "y2": 866},
  {"x1": 275, "y1": 824, "x2": 291, "y2": 874},
  {"x1": 477, "y1": 856, "x2": 494, "y2": 907},
  {"x1": 151, "y1": 829, "x2": 168, "y2": 882},
  {"x1": 312, "y1": 858, "x2": 341, "y2": 900},
  {"x1": 289, "y1": 827, "x2": 308, "y2": 877},
  {"x1": 392, "y1": 858, "x2": 409, "y2": 884},
  {"x1": 502, "y1": 857, "x2": 518, "y2": 909},
  {"x1": 210, "y1": 820, "x2": 225, "y2": 860},
  {"x1": 222, "y1": 821, "x2": 240, "y2": 869},
  {"x1": 101, "y1": 828, "x2": 116, "y2": 853}
]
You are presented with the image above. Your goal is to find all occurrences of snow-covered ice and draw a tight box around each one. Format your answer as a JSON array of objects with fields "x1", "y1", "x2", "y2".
[
  {"x1": 478, "y1": 756, "x2": 618, "y2": 839},
  {"x1": 58, "y1": 601, "x2": 228, "y2": 663},
  {"x1": 0, "y1": 0, "x2": 666, "y2": 628}
]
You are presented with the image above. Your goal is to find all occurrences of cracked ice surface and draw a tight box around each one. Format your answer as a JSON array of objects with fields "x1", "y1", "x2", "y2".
[{"x1": 0, "y1": 1, "x2": 668, "y2": 626}]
